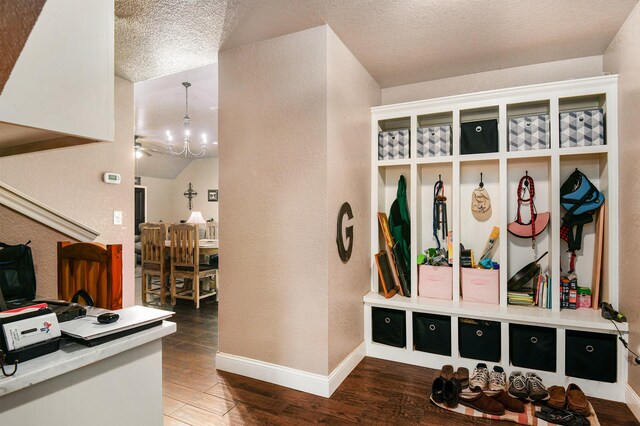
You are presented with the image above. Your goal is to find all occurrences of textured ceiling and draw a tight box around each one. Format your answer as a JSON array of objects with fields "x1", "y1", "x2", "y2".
[
  {"x1": 115, "y1": 0, "x2": 240, "y2": 82},
  {"x1": 116, "y1": 0, "x2": 637, "y2": 87}
]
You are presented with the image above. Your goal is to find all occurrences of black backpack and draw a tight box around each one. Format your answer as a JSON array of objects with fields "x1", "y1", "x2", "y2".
[{"x1": 0, "y1": 241, "x2": 36, "y2": 305}]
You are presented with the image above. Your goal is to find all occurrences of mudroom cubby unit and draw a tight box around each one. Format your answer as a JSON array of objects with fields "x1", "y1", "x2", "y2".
[{"x1": 365, "y1": 75, "x2": 628, "y2": 401}]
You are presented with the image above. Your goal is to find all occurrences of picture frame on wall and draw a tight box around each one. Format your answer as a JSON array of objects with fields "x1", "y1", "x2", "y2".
[{"x1": 208, "y1": 189, "x2": 218, "y2": 202}]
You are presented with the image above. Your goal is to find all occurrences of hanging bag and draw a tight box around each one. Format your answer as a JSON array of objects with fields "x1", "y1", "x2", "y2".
[
  {"x1": 559, "y1": 169, "x2": 604, "y2": 271},
  {"x1": 0, "y1": 241, "x2": 36, "y2": 304}
]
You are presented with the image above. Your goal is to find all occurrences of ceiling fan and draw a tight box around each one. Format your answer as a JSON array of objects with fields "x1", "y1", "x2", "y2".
[{"x1": 134, "y1": 135, "x2": 170, "y2": 157}]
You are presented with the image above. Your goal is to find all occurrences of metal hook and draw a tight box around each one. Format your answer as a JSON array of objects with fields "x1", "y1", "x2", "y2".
[
  {"x1": 479, "y1": 172, "x2": 484, "y2": 188},
  {"x1": 524, "y1": 171, "x2": 530, "y2": 187},
  {"x1": 438, "y1": 174, "x2": 441, "y2": 181}
]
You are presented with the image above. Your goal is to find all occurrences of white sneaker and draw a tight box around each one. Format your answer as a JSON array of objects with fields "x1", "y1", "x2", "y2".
[
  {"x1": 488, "y1": 366, "x2": 507, "y2": 391},
  {"x1": 469, "y1": 363, "x2": 489, "y2": 391}
]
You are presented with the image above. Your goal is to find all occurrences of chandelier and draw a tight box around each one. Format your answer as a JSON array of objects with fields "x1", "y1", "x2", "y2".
[{"x1": 167, "y1": 82, "x2": 207, "y2": 158}]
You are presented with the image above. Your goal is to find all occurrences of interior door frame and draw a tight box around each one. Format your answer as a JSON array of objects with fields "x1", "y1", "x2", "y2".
[{"x1": 134, "y1": 185, "x2": 147, "y2": 232}]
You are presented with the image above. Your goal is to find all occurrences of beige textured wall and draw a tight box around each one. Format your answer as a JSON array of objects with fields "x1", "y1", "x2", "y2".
[
  {"x1": 603, "y1": 2, "x2": 640, "y2": 395},
  {"x1": 140, "y1": 176, "x2": 174, "y2": 223},
  {"x1": 382, "y1": 56, "x2": 603, "y2": 104},
  {"x1": 0, "y1": 205, "x2": 75, "y2": 298},
  {"x1": 326, "y1": 29, "x2": 380, "y2": 371},
  {"x1": 219, "y1": 26, "x2": 329, "y2": 374},
  {"x1": 141, "y1": 157, "x2": 219, "y2": 224},
  {"x1": 169, "y1": 158, "x2": 219, "y2": 223},
  {"x1": 0, "y1": 77, "x2": 135, "y2": 306}
]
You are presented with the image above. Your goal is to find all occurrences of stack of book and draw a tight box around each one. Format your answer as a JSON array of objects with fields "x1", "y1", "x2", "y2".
[
  {"x1": 507, "y1": 274, "x2": 552, "y2": 309},
  {"x1": 507, "y1": 291, "x2": 534, "y2": 305}
]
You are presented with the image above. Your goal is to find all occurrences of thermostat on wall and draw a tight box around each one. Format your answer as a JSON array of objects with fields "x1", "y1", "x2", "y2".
[{"x1": 103, "y1": 172, "x2": 121, "y2": 185}]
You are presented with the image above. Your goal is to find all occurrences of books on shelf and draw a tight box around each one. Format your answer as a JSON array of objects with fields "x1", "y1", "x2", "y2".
[{"x1": 508, "y1": 273, "x2": 551, "y2": 309}]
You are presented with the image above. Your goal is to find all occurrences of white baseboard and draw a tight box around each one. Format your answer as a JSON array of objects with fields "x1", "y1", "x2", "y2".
[
  {"x1": 215, "y1": 342, "x2": 365, "y2": 398},
  {"x1": 626, "y1": 383, "x2": 640, "y2": 422}
]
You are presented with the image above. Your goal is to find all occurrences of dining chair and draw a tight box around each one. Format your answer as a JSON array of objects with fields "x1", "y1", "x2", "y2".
[
  {"x1": 169, "y1": 224, "x2": 217, "y2": 309},
  {"x1": 58, "y1": 241, "x2": 123, "y2": 309},
  {"x1": 140, "y1": 223, "x2": 169, "y2": 305},
  {"x1": 205, "y1": 220, "x2": 218, "y2": 239}
]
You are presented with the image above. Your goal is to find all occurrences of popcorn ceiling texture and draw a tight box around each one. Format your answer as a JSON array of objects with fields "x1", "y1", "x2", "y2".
[
  {"x1": 0, "y1": 0, "x2": 46, "y2": 94},
  {"x1": 115, "y1": 0, "x2": 635, "y2": 85},
  {"x1": 115, "y1": 0, "x2": 240, "y2": 82}
]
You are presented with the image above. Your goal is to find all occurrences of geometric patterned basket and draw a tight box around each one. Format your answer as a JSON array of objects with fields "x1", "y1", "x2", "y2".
[
  {"x1": 378, "y1": 129, "x2": 410, "y2": 160},
  {"x1": 560, "y1": 108, "x2": 605, "y2": 148},
  {"x1": 417, "y1": 125, "x2": 452, "y2": 157},
  {"x1": 509, "y1": 114, "x2": 550, "y2": 151}
]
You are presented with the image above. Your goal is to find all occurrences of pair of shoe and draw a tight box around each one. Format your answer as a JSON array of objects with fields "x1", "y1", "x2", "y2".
[
  {"x1": 535, "y1": 405, "x2": 591, "y2": 425},
  {"x1": 469, "y1": 363, "x2": 506, "y2": 391},
  {"x1": 459, "y1": 389, "x2": 526, "y2": 415},
  {"x1": 508, "y1": 371, "x2": 550, "y2": 402},
  {"x1": 431, "y1": 365, "x2": 469, "y2": 407},
  {"x1": 547, "y1": 384, "x2": 590, "y2": 416}
]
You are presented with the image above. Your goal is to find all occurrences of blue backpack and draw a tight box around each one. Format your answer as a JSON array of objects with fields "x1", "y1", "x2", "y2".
[{"x1": 560, "y1": 169, "x2": 604, "y2": 253}]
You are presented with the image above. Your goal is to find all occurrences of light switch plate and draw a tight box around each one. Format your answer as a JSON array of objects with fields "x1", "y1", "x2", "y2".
[{"x1": 113, "y1": 210, "x2": 123, "y2": 225}]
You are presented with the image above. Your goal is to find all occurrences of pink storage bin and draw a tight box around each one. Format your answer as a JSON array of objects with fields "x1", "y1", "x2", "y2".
[
  {"x1": 461, "y1": 268, "x2": 499, "y2": 304},
  {"x1": 418, "y1": 265, "x2": 453, "y2": 300}
]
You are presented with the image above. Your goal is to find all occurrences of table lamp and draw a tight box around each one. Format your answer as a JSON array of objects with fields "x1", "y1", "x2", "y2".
[{"x1": 186, "y1": 211, "x2": 206, "y2": 224}]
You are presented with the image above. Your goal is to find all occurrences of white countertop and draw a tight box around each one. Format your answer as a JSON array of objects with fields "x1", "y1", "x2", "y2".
[{"x1": 0, "y1": 321, "x2": 176, "y2": 396}]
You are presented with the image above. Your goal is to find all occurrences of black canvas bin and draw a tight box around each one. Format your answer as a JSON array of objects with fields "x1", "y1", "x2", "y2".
[
  {"x1": 459, "y1": 317, "x2": 501, "y2": 362},
  {"x1": 413, "y1": 312, "x2": 451, "y2": 356},
  {"x1": 460, "y1": 119, "x2": 499, "y2": 155},
  {"x1": 372, "y1": 307, "x2": 406, "y2": 348},
  {"x1": 510, "y1": 324, "x2": 556, "y2": 372},
  {"x1": 566, "y1": 330, "x2": 617, "y2": 383}
]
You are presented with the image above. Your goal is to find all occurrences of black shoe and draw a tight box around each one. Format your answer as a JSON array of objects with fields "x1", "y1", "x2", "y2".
[
  {"x1": 443, "y1": 377, "x2": 461, "y2": 408},
  {"x1": 536, "y1": 407, "x2": 590, "y2": 426},
  {"x1": 431, "y1": 376, "x2": 445, "y2": 403}
]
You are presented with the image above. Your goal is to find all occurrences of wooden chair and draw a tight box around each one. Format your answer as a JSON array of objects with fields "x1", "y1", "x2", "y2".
[
  {"x1": 169, "y1": 224, "x2": 217, "y2": 309},
  {"x1": 58, "y1": 241, "x2": 123, "y2": 309},
  {"x1": 205, "y1": 220, "x2": 218, "y2": 239},
  {"x1": 140, "y1": 223, "x2": 169, "y2": 305}
]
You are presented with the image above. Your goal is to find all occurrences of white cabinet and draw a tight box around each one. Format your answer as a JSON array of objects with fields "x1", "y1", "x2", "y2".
[
  {"x1": 0, "y1": 0, "x2": 114, "y2": 156},
  {"x1": 365, "y1": 76, "x2": 627, "y2": 401}
]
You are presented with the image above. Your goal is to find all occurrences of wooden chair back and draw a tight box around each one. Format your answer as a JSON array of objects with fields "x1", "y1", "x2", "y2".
[
  {"x1": 170, "y1": 224, "x2": 199, "y2": 269},
  {"x1": 140, "y1": 223, "x2": 167, "y2": 267},
  {"x1": 205, "y1": 221, "x2": 218, "y2": 239},
  {"x1": 58, "y1": 241, "x2": 123, "y2": 309}
]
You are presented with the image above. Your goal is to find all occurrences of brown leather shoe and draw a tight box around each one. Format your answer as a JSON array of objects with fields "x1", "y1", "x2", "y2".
[
  {"x1": 440, "y1": 364, "x2": 454, "y2": 380},
  {"x1": 489, "y1": 390, "x2": 525, "y2": 413},
  {"x1": 459, "y1": 391, "x2": 506, "y2": 416},
  {"x1": 547, "y1": 385, "x2": 566, "y2": 410},
  {"x1": 456, "y1": 367, "x2": 469, "y2": 389},
  {"x1": 566, "y1": 384, "x2": 590, "y2": 416}
]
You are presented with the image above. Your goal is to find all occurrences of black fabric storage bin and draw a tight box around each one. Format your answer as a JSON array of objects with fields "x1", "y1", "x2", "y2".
[
  {"x1": 510, "y1": 324, "x2": 556, "y2": 372},
  {"x1": 372, "y1": 307, "x2": 406, "y2": 348},
  {"x1": 459, "y1": 317, "x2": 501, "y2": 362},
  {"x1": 460, "y1": 119, "x2": 499, "y2": 155},
  {"x1": 413, "y1": 313, "x2": 451, "y2": 356},
  {"x1": 566, "y1": 330, "x2": 617, "y2": 383}
]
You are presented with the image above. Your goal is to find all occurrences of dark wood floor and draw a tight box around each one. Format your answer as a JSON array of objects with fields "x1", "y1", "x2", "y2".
[{"x1": 161, "y1": 299, "x2": 639, "y2": 425}]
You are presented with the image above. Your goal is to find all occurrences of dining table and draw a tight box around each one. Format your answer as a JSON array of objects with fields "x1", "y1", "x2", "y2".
[{"x1": 164, "y1": 238, "x2": 219, "y2": 255}]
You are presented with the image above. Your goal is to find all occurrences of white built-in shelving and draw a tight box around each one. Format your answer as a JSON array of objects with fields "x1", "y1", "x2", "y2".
[{"x1": 365, "y1": 75, "x2": 627, "y2": 401}]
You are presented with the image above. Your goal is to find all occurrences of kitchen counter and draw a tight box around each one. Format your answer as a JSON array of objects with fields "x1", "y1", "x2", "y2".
[{"x1": 0, "y1": 320, "x2": 176, "y2": 425}]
